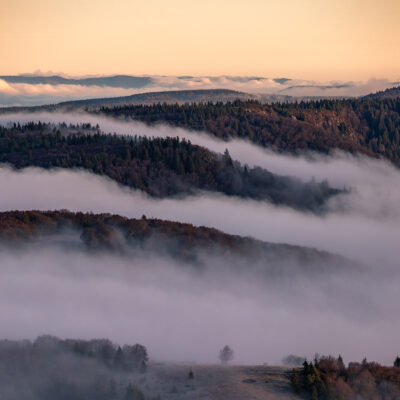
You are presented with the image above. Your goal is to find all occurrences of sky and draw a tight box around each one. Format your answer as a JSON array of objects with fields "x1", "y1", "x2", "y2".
[{"x1": 1, "y1": 0, "x2": 399, "y2": 80}]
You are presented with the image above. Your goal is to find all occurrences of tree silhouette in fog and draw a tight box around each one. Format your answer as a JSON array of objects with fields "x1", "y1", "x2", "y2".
[{"x1": 219, "y1": 345, "x2": 234, "y2": 364}]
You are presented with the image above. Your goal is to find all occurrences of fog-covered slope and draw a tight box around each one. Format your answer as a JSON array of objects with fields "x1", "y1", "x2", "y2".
[
  {"x1": 0, "y1": 209, "x2": 353, "y2": 275},
  {"x1": 0, "y1": 122, "x2": 340, "y2": 211}
]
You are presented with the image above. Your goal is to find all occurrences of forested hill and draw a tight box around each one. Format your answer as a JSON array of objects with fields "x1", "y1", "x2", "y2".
[
  {"x1": 0, "y1": 123, "x2": 339, "y2": 211},
  {"x1": 0, "y1": 210, "x2": 353, "y2": 273},
  {"x1": 99, "y1": 97, "x2": 400, "y2": 164},
  {"x1": 364, "y1": 85, "x2": 400, "y2": 99},
  {"x1": 58, "y1": 89, "x2": 257, "y2": 109},
  {"x1": 0, "y1": 89, "x2": 257, "y2": 113},
  {"x1": 0, "y1": 210, "x2": 285, "y2": 251}
]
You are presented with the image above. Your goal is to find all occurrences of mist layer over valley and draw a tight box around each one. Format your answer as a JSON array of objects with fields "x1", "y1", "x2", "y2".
[
  {"x1": 0, "y1": 129, "x2": 398, "y2": 367},
  {"x1": 0, "y1": 109, "x2": 399, "y2": 399},
  {"x1": 0, "y1": 112, "x2": 398, "y2": 265},
  {"x1": 0, "y1": 211, "x2": 398, "y2": 366}
]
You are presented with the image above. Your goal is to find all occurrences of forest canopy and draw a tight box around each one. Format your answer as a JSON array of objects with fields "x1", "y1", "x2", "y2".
[
  {"x1": 0, "y1": 122, "x2": 339, "y2": 211},
  {"x1": 99, "y1": 97, "x2": 400, "y2": 164}
]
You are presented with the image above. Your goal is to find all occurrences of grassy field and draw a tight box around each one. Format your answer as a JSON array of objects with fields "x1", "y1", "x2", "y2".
[{"x1": 131, "y1": 364, "x2": 300, "y2": 399}]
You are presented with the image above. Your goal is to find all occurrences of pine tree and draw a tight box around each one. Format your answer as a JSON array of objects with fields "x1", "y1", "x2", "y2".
[
  {"x1": 113, "y1": 346, "x2": 126, "y2": 370},
  {"x1": 140, "y1": 360, "x2": 147, "y2": 374},
  {"x1": 123, "y1": 384, "x2": 145, "y2": 400},
  {"x1": 290, "y1": 369, "x2": 301, "y2": 393},
  {"x1": 394, "y1": 356, "x2": 400, "y2": 367},
  {"x1": 338, "y1": 354, "x2": 345, "y2": 370},
  {"x1": 362, "y1": 357, "x2": 368, "y2": 367},
  {"x1": 223, "y1": 149, "x2": 233, "y2": 166}
]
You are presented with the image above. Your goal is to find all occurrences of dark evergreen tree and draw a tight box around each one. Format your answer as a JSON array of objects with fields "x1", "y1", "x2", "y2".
[
  {"x1": 123, "y1": 383, "x2": 145, "y2": 400},
  {"x1": 113, "y1": 346, "x2": 126, "y2": 370}
]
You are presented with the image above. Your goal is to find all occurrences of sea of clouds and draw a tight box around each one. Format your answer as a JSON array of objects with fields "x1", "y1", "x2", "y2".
[{"x1": 0, "y1": 112, "x2": 399, "y2": 365}]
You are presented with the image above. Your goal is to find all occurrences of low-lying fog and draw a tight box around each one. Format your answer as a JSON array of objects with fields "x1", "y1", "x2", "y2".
[
  {"x1": 0, "y1": 112, "x2": 399, "y2": 365},
  {"x1": 0, "y1": 165, "x2": 398, "y2": 268},
  {"x1": 1, "y1": 239, "x2": 398, "y2": 366}
]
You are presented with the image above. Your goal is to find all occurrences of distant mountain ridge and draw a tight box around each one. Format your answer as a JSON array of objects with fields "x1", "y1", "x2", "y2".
[
  {"x1": 0, "y1": 89, "x2": 261, "y2": 113},
  {"x1": 4, "y1": 73, "x2": 396, "y2": 108},
  {"x1": 0, "y1": 74, "x2": 152, "y2": 88},
  {"x1": 58, "y1": 89, "x2": 258, "y2": 108}
]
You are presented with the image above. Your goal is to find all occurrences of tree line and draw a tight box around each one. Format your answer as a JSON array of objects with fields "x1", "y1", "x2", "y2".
[
  {"x1": 99, "y1": 96, "x2": 400, "y2": 164},
  {"x1": 291, "y1": 354, "x2": 400, "y2": 399},
  {"x1": 0, "y1": 335, "x2": 158, "y2": 400}
]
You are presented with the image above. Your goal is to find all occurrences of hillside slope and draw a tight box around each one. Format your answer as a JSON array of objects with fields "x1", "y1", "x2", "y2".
[
  {"x1": 98, "y1": 97, "x2": 400, "y2": 164},
  {"x1": 0, "y1": 89, "x2": 257, "y2": 113},
  {"x1": 145, "y1": 364, "x2": 300, "y2": 400},
  {"x1": 0, "y1": 210, "x2": 355, "y2": 275},
  {"x1": 58, "y1": 89, "x2": 257, "y2": 110},
  {"x1": 0, "y1": 122, "x2": 340, "y2": 211},
  {"x1": 364, "y1": 85, "x2": 400, "y2": 99}
]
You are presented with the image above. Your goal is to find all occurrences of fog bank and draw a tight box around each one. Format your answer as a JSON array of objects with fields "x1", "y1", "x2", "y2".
[
  {"x1": 0, "y1": 240, "x2": 398, "y2": 366},
  {"x1": 0, "y1": 112, "x2": 399, "y2": 366},
  {"x1": 0, "y1": 166, "x2": 398, "y2": 269}
]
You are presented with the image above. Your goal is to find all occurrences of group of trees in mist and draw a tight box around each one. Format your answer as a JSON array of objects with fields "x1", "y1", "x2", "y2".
[
  {"x1": 0, "y1": 209, "x2": 251, "y2": 251},
  {"x1": 99, "y1": 95, "x2": 400, "y2": 164},
  {"x1": 0, "y1": 335, "x2": 159, "y2": 400},
  {"x1": 282, "y1": 354, "x2": 307, "y2": 367},
  {"x1": 0, "y1": 122, "x2": 339, "y2": 211},
  {"x1": 290, "y1": 355, "x2": 400, "y2": 399},
  {"x1": 0, "y1": 335, "x2": 237, "y2": 400}
]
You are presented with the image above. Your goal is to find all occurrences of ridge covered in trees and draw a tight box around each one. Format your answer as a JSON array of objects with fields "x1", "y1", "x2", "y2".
[
  {"x1": 99, "y1": 96, "x2": 400, "y2": 164},
  {"x1": 0, "y1": 210, "x2": 354, "y2": 274},
  {"x1": 0, "y1": 122, "x2": 339, "y2": 211},
  {"x1": 364, "y1": 85, "x2": 400, "y2": 100}
]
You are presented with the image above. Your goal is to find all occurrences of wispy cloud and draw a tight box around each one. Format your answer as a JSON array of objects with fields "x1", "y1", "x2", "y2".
[{"x1": 0, "y1": 75, "x2": 398, "y2": 106}]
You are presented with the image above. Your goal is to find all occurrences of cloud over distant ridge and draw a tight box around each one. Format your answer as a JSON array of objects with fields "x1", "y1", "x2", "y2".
[{"x1": 0, "y1": 74, "x2": 398, "y2": 106}]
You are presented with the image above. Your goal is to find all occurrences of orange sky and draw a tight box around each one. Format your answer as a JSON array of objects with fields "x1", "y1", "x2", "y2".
[{"x1": 1, "y1": 0, "x2": 399, "y2": 80}]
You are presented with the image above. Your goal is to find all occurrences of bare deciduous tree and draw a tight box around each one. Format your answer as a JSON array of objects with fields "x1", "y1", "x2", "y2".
[{"x1": 219, "y1": 345, "x2": 234, "y2": 364}]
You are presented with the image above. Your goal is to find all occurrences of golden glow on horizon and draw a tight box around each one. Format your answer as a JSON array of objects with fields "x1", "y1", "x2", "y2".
[{"x1": 0, "y1": 0, "x2": 399, "y2": 80}]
